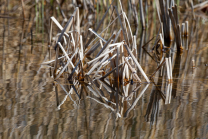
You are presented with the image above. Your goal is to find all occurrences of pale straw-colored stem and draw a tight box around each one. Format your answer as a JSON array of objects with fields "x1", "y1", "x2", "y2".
[
  {"x1": 89, "y1": 28, "x2": 107, "y2": 43},
  {"x1": 165, "y1": 58, "x2": 170, "y2": 81},
  {"x1": 51, "y1": 16, "x2": 64, "y2": 30},
  {"x1": 87, "y1": 48, "x2": 116, "y2": 65},
  {"x1": 165, "y1": 83, "x2": 171, "y2": 104},
  {"x1": 168, "y1": 57, "x2": 172, "y2": 80},
  {"x1": 80, "y1": 35, "x2": 84, "y2": 61},
  {"x1": 86, "y1": 61, "x2": 101, "y2": 75}
]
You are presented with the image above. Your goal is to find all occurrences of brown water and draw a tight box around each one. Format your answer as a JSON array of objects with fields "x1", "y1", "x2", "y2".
[{"x1": 1, "y1": 2, "x2": 208, "y2": 139}]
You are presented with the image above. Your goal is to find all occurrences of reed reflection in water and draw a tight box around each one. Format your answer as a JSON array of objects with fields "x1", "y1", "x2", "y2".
[{"x1": 0, "y1": 28, "x2": 208, "y2": 139}]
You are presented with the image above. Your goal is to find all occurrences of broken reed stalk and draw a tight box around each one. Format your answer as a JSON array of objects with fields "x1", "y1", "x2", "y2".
[
  {"x1": 168, "y1": 57, "x2": 172, "y2": 81},
  {"x1": 51, "y1": 16, "x2": 64, "y2": 30},
  {"x1": 165, "y1": 58, "x2": 171, "y2": 82},
  {"x1": 89, "y1": 28, "x2": 107, "y2": 43},
  {"x1": 165, "y1": 57, "x2": 172, "y2": 83}
]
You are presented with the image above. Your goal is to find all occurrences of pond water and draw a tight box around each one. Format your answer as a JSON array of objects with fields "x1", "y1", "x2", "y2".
[{"x1": 0, "y1": 1, "x2": 208, "y2": 139}]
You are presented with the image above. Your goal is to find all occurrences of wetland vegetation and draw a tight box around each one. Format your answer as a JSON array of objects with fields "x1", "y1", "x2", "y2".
[{"x1": 0, "y1": 0, "x2": 208, "y2": 138}]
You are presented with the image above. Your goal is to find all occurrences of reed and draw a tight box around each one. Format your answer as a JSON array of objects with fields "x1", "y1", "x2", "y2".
[
  {"x1": 21, "y1": 0, "x2": 25, "y2": 20},
  {"x1": 185, "y1": 21, "x2": 189, "y2": 36},
  {"x1": 165, "y1": 58, "x2": 171, "y2": 82},
  {"x1": 168, "y1": 5, "x2": 183, "y2": 52},
  {"x1": 156, "y1": 0, "x2": 172, "y2": 42},
  {"x1": 181, "y1": 23, "x2": 185, "y2": 36},
  {"x1": 139, "y1": 0, "x2": 145, "y2": 29}
]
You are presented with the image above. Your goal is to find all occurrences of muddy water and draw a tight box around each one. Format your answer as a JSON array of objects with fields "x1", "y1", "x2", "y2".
[{"x1": 1, "y1": 10, "x2": 208, "y2": 139}]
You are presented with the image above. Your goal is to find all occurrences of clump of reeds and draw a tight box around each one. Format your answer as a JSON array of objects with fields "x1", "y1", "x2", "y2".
[
  {"x1": 42, "y1": 1, "x2": 153, "y2": 117},
  {"x1": 41, "y1": 0, "x2": 189, "y2": 117}
]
